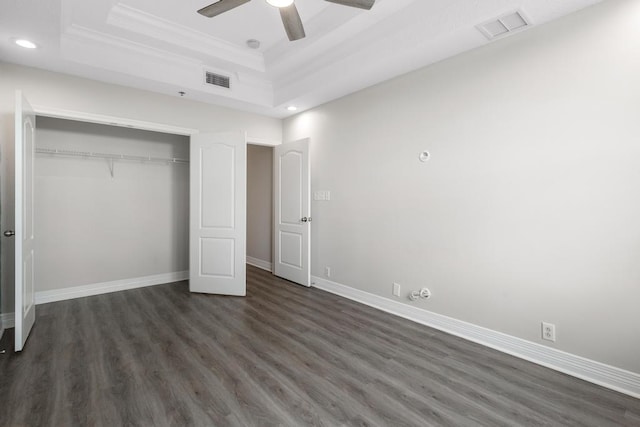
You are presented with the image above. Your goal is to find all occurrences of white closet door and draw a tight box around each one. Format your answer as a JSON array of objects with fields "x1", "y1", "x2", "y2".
[
  {"x1": 273, "y1": 139, "x2": 310, "y2": 287},
  {"x1": 189, "y1": 131, "x2": 246, "y2": 296},
  {"x1": 14, "y1": 91, "x2": 36, "y2": 351}
]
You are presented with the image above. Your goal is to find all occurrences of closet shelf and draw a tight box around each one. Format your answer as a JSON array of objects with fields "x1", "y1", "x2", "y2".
[
  {"x1": 36, "y1": 147, "x2": 188, "y2": 178},
  {"x1": 35, "y1": 147, "x2": 189, "y2": 164}
]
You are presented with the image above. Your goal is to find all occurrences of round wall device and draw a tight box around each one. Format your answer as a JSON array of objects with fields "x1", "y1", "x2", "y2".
[
  {"x1": 419, "y1": 150, "x2": 431, "y2": 162},
  {"x1": 246, "y1": 39, "x2": 261, "y2": 49}
]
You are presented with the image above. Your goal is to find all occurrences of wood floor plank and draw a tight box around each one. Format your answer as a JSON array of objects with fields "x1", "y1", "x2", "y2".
[
  {"x1": 244, "y1": 275, "x2": 550, "y2": 425},
  {"x1": 241, "y1": 281, "x2": 499, "y2": 426},
  {"x1": 1, "y1": 264, "x2": 639, "y2": 426},
  {"x1": 169, "y1": 285, "x2": 386, "y2": 426},
  {"x1": 140, "y1": 286, "x2": 301, "y2": 427}
]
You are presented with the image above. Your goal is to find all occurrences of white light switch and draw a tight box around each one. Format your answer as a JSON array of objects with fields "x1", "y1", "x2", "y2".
[{"x1": 314, "y1": 190, "x2": 331, "y2": 201}]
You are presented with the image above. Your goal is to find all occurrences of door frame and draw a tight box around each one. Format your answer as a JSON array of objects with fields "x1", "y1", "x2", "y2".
[
  {"x1": 31, "y1": 106, "x2": 282, "y2": 148},
  {"x1": 32, "y1": 106, "x2": 199, "y2": 136}
]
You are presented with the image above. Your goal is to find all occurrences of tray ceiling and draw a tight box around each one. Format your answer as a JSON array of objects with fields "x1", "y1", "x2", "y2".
[{"x1": 0, "y1": 0, "x2": 602, "y2": 117}]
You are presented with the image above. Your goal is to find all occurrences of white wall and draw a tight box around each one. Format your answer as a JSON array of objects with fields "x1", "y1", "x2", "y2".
[
  {"x1": 0, "y1": 63, "x2": 282, "y2": 313},
  {"x1": 35, "y1": 117, "x2": 188, "y2": 291},
  {"x1": 247, "y1": 144, "x2": 273, "y2": 265},
  {"x1": 283, "y1": 0, "x2": 640, "y2": 374}
]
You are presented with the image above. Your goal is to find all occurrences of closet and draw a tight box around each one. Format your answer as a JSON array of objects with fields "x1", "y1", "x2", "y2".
[{"x1": 34, "y1": 117, "x2": 190, "y2": 295}]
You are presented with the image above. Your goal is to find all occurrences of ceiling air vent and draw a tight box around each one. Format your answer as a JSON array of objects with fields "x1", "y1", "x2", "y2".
[
  {"x1": 477, "y1": 11, "x2": 531, "y2": 40},
  {"x1": 205, "y1": 71, "x2": 231, "y2": 89}
]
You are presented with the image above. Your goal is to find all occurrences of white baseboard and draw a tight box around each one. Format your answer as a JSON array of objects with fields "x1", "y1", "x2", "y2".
[
  {"x1": 247, "y1": 256, "x2": 273, "y2": 272},
  {"x1": 35, "y1": 271, "x2": 189, "y2": 305},
  {"x1": 311, "y1": 275, "x2": 640, "y2": 399},
  {"x1": 1, "y1": 312, "x2": 15, "y2": 329}
]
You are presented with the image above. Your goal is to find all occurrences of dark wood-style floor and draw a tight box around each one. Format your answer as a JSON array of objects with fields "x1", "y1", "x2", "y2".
[{"x1": 1, "y1": 266, "x2": 639, "y2": 426}]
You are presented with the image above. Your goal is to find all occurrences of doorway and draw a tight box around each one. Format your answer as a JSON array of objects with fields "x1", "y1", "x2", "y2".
[
  {"x1": 247, "y1": 144, "x2": 274, "y2": 272},
  {"x1": 247, "y1": 140, "x2": 311, "y2": 287}
]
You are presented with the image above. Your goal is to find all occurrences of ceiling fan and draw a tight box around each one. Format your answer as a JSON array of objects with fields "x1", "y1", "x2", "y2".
[{"x1": 197, "y1": 0, "x2": 375, "y2": 42}]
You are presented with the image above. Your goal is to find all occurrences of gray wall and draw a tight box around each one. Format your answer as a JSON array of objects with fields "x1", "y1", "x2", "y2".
[
  {"x1": 247, "y1": 145, "x2": 273, "y2": 265},
  {"x1": 283, "y1": 0, "x2": 640, "y2": 374},
  {"x1": 35, "y1": 117, "x2": 189, "y2": 291},
  {"x1": 0, "y1": 62, "x2": 282, "y2": 315}
]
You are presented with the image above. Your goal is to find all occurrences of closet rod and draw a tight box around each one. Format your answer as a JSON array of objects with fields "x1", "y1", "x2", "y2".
[{"x1": 35, "y1": 147, "x2": 189, "y2": 164}]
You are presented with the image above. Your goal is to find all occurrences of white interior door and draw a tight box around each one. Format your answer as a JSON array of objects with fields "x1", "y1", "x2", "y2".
[
  {"x1": 274, "y1": 139, "x2": 310, "y2": 287},
  {"x1": 189, "y1": 131, "x2": 246, "y2": 296},
  {"x1": 15, "y1": 90, "x2": 36, "y2": 351}
]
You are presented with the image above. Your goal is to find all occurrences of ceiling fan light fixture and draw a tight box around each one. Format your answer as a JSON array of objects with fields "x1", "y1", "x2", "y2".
[
  {"x1": 266, "y1": 0, "x2": 294, "y2": 8},
  {"x1": 197, "y1": 0, "x2": 375, "y2": 43}
]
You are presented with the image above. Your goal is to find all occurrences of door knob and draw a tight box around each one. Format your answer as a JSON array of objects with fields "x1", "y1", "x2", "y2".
[
  {"x1": 301, "y1": 217, "x2": 312, "y2": 222},
  {"x1": 4, "y1": 230, "x2": 15, "y2": 237}
]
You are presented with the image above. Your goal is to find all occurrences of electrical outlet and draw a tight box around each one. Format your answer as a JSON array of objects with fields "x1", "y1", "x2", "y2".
[
  {"x1": 325, "y1": 266, "x2": 331, "y2": 278},
  {"x1": 392, "y1": 283, "x2": 401, "y2": 297},
  {"x1": 542, "y1": 322, "x2": 556, "y2": 342}
]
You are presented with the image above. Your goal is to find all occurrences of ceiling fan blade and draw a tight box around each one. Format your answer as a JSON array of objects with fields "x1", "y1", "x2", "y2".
[
  {"x1": 197, "y1": 0, "x2": 252, "y2": 18},
  {"x1": 279, "y1": 3, "x2": 306, "y2": 41},
  {"x1": 324, "y1": 0, "x2": 374, "y2": 10}
]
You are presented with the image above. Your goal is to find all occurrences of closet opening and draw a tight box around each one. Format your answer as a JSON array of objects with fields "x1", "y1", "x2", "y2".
[{"x1": 34, "y1": 116, "x2": 190, "y2": 299}]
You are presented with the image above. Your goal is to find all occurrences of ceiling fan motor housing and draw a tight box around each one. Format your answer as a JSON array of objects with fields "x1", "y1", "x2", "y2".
[{"x1": 197, "y1": 0, "x2": 376, "y2": 41}]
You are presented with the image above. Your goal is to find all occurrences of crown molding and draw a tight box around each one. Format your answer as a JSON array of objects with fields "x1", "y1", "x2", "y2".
[
  {"x1": 108, "y1": 4, "x2": 266, "y2": 73},
  {"x1": 63, "y1": 24, "x2": 201, "y2": 68},
  {"x1": 61, "y1": 24, "x2": 274, "y2": 107}
]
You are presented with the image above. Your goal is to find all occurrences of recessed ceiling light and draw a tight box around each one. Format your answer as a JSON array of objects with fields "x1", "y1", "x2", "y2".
[
  {"x1": 287, "y1": 106, "x2": 298, "y2": 111},
  {"x1": 15, "y1": 39, "x2": 37, "y2": 49},
  {"x1": 266, "y1": 0, "x2": 294, "y2": 8}
]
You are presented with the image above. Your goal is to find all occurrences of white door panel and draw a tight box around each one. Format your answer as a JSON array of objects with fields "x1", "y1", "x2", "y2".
[
  {"x1": 274, "y1": 139, "x2": 310, "y2": 287},
  {"x1": 15, "y1": 90, "x2": 36, "y2": 351},
  {"x1": 280, "y1": 152, "x2": 302, "y2": 224},
  {"x1": 190, "y1": 132, "x2": 246, "y2": 296}
]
